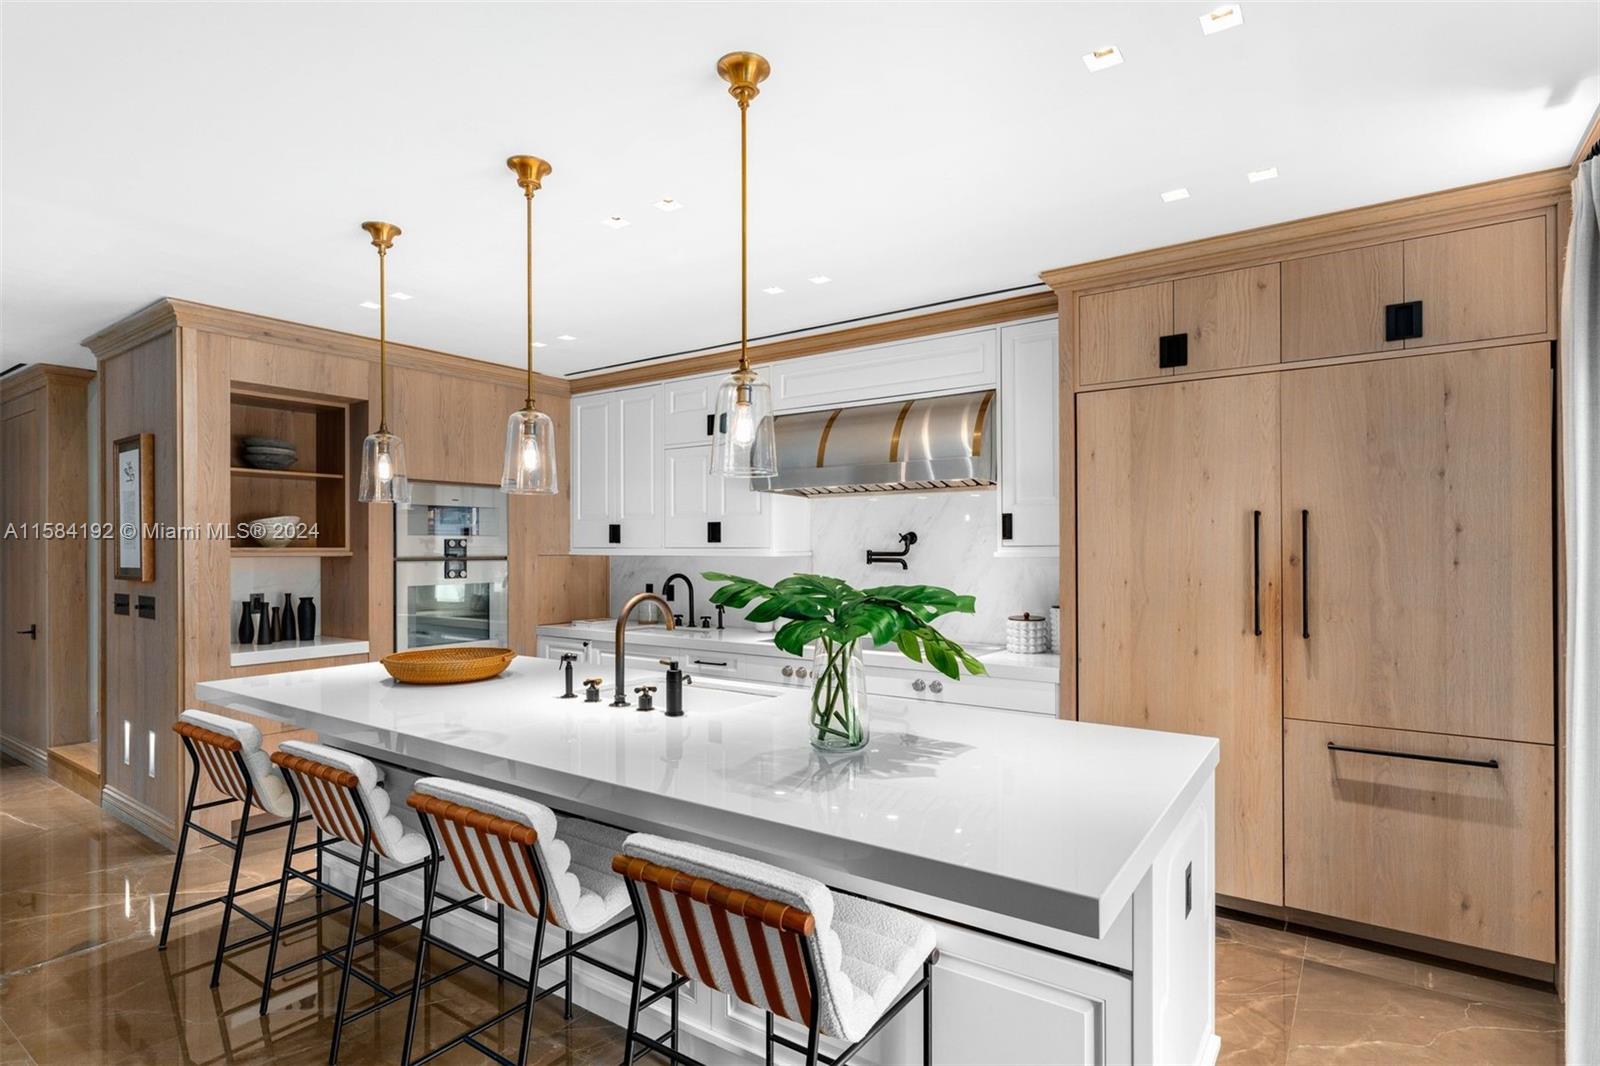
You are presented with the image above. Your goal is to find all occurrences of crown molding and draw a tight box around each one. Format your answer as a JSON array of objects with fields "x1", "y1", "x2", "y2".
[
  {"x1": 80, "y1": 298, "x2": 568, "y2": 395},
  {"x1": 1040, "y1": 168, "x2": 1572, "y2": 293},
  {"x1": 0, "y1": 362, "x2": 96, "y2": 401}
]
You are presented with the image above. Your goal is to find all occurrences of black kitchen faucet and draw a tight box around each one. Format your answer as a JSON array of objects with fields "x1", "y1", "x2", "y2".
[{"x1": 661, "y1": 573, "x2": 696, "y2": 627}]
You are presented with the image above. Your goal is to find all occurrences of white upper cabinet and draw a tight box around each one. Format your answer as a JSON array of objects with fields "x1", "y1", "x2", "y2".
[
  {"x1": 997, "y1": 318, "x2": 1060, "y2": 551},
  {"x1": 658, "y1": 372, "x2": 722, "y2": 446},
  {"x1": 570, "y1": 384, "x2": 662, "y2": 551},
  {"x1": 662, "y1": 443, "x2": 809, "y2": 553},
  {"x1": 770, "y1": 328, "x2": 999, "y2": 412}
]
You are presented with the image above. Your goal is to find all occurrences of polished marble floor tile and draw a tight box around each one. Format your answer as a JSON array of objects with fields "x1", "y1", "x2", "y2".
[{"x1": 0, "y1": 760, "x2": 1567, "y2": 1065}]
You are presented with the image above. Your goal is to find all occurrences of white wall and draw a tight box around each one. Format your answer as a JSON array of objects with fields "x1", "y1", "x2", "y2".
[{"x1": 608, "y1": 490, "x2": 1058, "y2": 644}]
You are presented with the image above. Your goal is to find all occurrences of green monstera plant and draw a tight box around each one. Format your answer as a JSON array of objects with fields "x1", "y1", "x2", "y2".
[{"x1": 704, "y1": 573, "x2": 987, "y2": 751}]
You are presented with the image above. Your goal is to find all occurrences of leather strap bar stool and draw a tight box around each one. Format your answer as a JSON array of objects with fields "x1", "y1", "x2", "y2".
[
  {"x1": 613, "y1": 834, "x2": 938, "y2": 1066},
  {"x1": 261, "y1": 740, "x2": 441, "y2": 1064},
  {"x1": 401, "y1": 778, "x2": 670, "y2": 1066},
  {"x1": 159, "y1": 710, "x2": 319, "y2": 990}
]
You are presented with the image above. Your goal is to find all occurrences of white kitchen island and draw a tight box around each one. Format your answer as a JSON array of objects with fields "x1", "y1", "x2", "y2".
[{"x1": 196, "y1": 656, "x2": 1219, "y2": 1066}]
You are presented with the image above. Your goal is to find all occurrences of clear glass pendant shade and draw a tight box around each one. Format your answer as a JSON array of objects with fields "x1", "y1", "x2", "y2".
[
  {"x1": 710, "y1": 369, "x2": 777, "y2": 477},
  {"x1": 358, "y1": 428, "x2": 410, "y2": 504},
  {"x1": 501, "y1": 406, "x2": 558, "y2": 494}
]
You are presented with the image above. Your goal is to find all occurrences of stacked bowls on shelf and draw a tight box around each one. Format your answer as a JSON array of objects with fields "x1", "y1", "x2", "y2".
[{"x1": 240, "y1": 436, "x2": 299, "y2": 470}]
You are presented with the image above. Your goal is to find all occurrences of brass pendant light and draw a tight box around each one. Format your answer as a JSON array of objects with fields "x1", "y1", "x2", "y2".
[
  {"x1": 357, "y1": 221, "x2": 410, "y2": 504},
  {"x1": 500, "y1": 155, "x2": 559, "y2": 495},
  {"x1": 710, "y1": 51, "x2": 778, "y2": 478}
]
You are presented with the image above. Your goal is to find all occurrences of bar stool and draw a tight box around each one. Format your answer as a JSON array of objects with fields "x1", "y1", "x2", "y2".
[
  {"x1": 613, "y1": 834, "x2": 938, "y2": 1066},
  {"x1": 400, "y1": 778, "x2": 667, "y2": 1066},
  {"x1": 262, "y1": 740, "x2": 438, "y2": 1064},
  {"x1": 159, "y1": 710, "x2": 316, "y2": 990}
]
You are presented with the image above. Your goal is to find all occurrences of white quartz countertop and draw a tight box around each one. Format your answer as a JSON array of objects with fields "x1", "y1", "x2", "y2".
[
  {"x1": 537, "y1": 622, "x2": 1062, "y2": 682},
  {"x1": 197, "y1": 657, "x2": 1213, "y2": 940}
]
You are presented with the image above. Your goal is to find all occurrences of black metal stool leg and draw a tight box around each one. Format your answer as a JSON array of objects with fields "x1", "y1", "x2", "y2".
[
  {"x1": 765, "y1": 1011, "x2": 775, "y2": 1066},
  {"x1": 922, "y1": 957, "x2": 934, "y2": 1066},
  {"x1": 258, "y1": 794, "x2": 302, "y2": 1015},
  {"x1": 564, "y1": 929, "x2": 574, "y2": 1021},
  {"x1": 328, "y1": 836, "x2": 372, "y2": 1065},
  {"x1": 158, "y1": 759, "x2": 201, "y2": 950},
  {"x1": 209, "y1": 797, "x2": 253, "y2": 988},
  {"x1": 619, "y1": 914, "x2": 647, "y2": 1066},
  {"x1": 400, "y1": 860, "x2": 436, "y2": 1066},
  {"x1": 315, "y1": 826, "x2": 324, "y2": 901},
  {"x1": 515, "y1": 914, "x2": 550, "y2": 1066}
]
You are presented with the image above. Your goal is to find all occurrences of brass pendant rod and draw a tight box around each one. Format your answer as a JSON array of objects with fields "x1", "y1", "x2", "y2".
[
  {"x1": 739, "y1": 97, "x2": 750, "y2": 374},
  {"x1": 377, "y1": 244, "x2": 388, "y2": 433},
  {"x1": 525, "y1": 186, "x2": 535, "y2": 409}
]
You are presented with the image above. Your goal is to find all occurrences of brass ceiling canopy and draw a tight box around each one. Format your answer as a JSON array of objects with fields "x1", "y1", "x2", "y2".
[
  {"x1": 507, "y1": 155, "x2": 552, "y2": 196},
  {"x1": 716, "y1": 51, "x2": 771, "y2": 105},
  {"x1": 361, "y1": 220, "x2": 401, "y2": 251}
]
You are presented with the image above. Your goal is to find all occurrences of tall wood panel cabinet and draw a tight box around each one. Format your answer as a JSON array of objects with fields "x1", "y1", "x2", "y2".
[{"x1": 1049, "y1": 169, "x2": 1566, "y2": 971}]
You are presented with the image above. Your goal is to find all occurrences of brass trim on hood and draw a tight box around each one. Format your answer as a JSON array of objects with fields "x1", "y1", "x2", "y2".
[
  {"x1": 816, "y1": 407, "x2": 842, "y2": 467},
  {"x1": 889, "y1": 400, "x2": 914, "y2": 462},
  {"x1": 972, "y1": 391, "x2": 994, "y2": 458}
]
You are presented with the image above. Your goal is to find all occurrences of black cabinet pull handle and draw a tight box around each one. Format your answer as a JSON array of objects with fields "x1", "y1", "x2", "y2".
[
  {"x1": 1327, "y1": 741, "x2": 1498, "y2": 770},
  {"x1": 1252, "y1": 510, "x2": 1262, "y2": 637},
  {"x1": 15, "y1": 625, "x2": 37, "y2": 639},
  {"x1": 706, "y1": 413, "x2": 715, "y2": 437},
  {"x1": 1300, "y1": 509, "x2": 1310, "y2": 640},
  {"x1": 691, "y1": 658, "x2": 729, "y2": 667},
  {"x1": 608, "y1": 523, "x2": 621, "y2": 545},
  {"x1": 1001, "y1": 512, "x2": 1013, "y2": 541}
]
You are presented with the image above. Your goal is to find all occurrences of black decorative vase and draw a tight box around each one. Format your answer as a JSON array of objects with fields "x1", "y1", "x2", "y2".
[
  {"x1": 257, "y1": 603, "x2": 274, "y2": 646},
  {"x1": 269, "y1": 607, "x2": 281, "y2": 644},
  {"x1": 297, "y1": 596, "x2": 317, "y2": 641},
  {"x1": 280, "y1": 593, "x2": 297, "y2": 641},
  {"x1": 237, "y1": 601, "x2": 255, "y2": 645}
]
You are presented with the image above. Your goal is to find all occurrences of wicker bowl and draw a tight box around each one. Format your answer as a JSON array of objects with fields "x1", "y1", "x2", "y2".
[{"x1": 380, "y1": 646, "x2": 515, "y2": 685}]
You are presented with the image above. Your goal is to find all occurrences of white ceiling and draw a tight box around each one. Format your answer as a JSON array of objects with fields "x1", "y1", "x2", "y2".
[{"x1": 3, "y1": 2, "x2": 1596, "y2": 377}]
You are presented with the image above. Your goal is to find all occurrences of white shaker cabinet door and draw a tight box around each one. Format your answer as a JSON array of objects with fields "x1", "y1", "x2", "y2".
[
  {"x1": 569, "y1": 391, "x2": 617, "y2": 549},
  {"x1": 998, "y1": 318, "x2": 1060, "y2": 550},
  {"x1": 614, "y1": 385, "x2": 663, "y2": 549}
]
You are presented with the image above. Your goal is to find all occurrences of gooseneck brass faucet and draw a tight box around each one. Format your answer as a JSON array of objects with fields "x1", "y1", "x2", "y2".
[{"x1": 613, "y1": 592, "x2": 675, "y2": 706}]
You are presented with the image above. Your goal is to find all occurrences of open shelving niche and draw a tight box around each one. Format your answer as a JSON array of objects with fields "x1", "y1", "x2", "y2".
[{"x1": 227, "y1": 387, "x2": 368, "y2": 665}]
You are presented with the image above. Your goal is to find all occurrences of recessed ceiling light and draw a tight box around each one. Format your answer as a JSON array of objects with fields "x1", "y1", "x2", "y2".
[
  {"x1": 600, "y1": 215, "x2": 630, "y2": 229},
  {"x1": 533, "y1": 341, "x2": 547, "y2": 348},
  {"x1": 1161, "y1": 187, "x2": 1191, "y2": 203},
  {"x1": 762, "y1": 286, "x2": 785, "y2": 295},
  {"x1": 1247, "y1": 166, "x2": 1279, "y2": 183},
  {"x1": 1082, "y1": 45, "x2": 1123, "y2": 72},
  {"x1": 652, "y1": 198, "x2": 683, "y2": 212},
  {"x1": 557, "y1": 334, "x2": 577, "y2": 341},
  {"x1": 1200, "y1": 4, "x2": 1244, "y2": 34},
  {"x1": 359, "y1": 300, "x2": 381, "y2": 310},
  {"x1": 808, "y1": 275, "x2": 832, "y2": 285},
  {"x1": 389, "y1": 291, "x2": 413, "y2": 301}
]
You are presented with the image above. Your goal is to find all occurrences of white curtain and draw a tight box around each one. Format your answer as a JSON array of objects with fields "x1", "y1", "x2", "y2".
[{"x1": 1565, "y1": 156, "x2": 1599, "y2": 1066}]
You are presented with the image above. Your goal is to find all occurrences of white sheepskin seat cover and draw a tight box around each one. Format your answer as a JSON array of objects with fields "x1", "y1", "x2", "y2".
[
  {"x1": 276, "y1": 740, "x2": 427, "y2": 865},
  {"x1": 622, "y1": 834, "x2": 936, "y2": 1043},
  {"x1": 177, "y1": 709, "x2": 293, "y2": 818},
  {"x1": 411, "y1": 777, "x2": 631, "y2": 936}
]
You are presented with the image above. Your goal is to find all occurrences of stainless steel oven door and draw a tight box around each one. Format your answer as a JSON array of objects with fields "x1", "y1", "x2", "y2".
[
  {"x1": 394, "y1": 558, "x2": 509, "y2": 651},
  {"x1": 395, "y1": 482, "x2": 510, "y2": 560}
]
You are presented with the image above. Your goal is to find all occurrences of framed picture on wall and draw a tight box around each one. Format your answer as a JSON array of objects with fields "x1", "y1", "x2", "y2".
[{"x1": 114, "y1": 432, "x2": 154, "y2": 581}]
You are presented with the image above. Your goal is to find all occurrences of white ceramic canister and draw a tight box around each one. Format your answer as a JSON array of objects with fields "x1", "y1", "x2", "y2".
[{"x1": 1006, "y1": 612, "x2": 1050, "y2": 655}]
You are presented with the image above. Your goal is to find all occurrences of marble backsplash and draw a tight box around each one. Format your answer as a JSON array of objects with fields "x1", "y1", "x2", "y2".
[{"x1": 608, "y1": 490, "x2": 1059, "y2": 644}]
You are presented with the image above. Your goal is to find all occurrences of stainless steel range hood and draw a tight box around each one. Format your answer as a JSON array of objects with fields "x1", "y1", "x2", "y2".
[{"x1": 762, "y1": 389, "x2": 996, "y2": 496}]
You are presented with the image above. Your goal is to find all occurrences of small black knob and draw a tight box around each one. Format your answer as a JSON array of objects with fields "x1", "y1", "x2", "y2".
[
  {"x1": 583, "y1": 678, "x2": 603, "y2": 703},
  {"x1": 699, "y1": 615, "x2": 711, "y2": 629}
]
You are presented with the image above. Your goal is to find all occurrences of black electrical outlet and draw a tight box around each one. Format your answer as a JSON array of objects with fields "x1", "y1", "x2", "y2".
[
  {"x1": 113, "y1": 593, "x2": 130, "y2": 616},
  {"x1": 1158, "y1": 332, "x2": 1189, "y2": 369}
]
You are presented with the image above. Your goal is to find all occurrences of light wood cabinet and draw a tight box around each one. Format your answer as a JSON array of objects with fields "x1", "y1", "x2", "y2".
[
  {"x1": 1281, "y1": 243, "x2": 1405, "y2": 362},
  {"x1": 1403, "y1": 216, "x2": 1547, "y2": 349},
  {"x1": 1078, "y1": 266, "x2": 1280, "y2": 386},
  {"x1": 997, "y1": 318, "x2": 1060, "y2": 550},
  {"x1": 1172, "y1": 264, "x2": 1280, "y2": 374},
  {"x1": 1281, "y1": 344, "x2": 1553, "y2": 744},
  {"x1": 1077, "y1": 373, "x2": 1283, "y2": 904},
  {"x1": 1077, "y1": 281, "x2": 1171, "y2": 386},
  {"x1": 1284, "y1": 719, "x2": 1555, "y2": 962}
]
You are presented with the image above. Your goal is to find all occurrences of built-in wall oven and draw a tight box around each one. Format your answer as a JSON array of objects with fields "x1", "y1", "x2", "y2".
[{"x1": 394, "y1": 482, "x2": 509, "y2": 651}]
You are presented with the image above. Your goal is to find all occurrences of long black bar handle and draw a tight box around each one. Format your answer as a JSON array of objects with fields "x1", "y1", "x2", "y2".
[
  {"x1": 1251, "y1": 510, "x2": 1262, "y2": 637},
  {"x1": 1327, "y1": 741, "x2": 1499, "y2": 770},
  {"x1": 1300, "y1": 509, "x2": 1310, "y2": 640}
]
